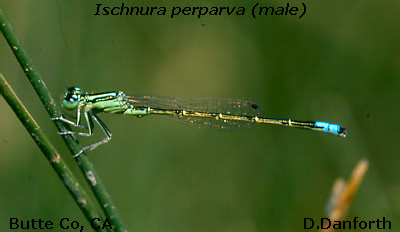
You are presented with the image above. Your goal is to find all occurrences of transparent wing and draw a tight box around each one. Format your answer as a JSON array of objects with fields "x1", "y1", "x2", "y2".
[{"x1": 126, "y1": 96, "x2": 266, "y2": 130}]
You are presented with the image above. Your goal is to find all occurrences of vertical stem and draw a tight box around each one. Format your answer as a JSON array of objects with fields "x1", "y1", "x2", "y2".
[
  {"x1": 0, "y1": 74, "x2": 106, "y2": 232},
  {"x1": 0, "y1": 9, "x2": 126, "y2": 232}
]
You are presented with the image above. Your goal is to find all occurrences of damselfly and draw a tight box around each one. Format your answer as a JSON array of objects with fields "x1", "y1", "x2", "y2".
[{"x1": 53, "y1": 87, "x2": 346, "y2": 157}]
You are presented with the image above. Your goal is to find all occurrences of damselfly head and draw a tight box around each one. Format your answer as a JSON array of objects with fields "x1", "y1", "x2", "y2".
[{"x1": 62, "y1": 86, "x2": 82, "y2": 110}]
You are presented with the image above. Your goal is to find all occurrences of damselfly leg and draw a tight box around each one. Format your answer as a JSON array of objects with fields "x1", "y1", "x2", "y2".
[{"x1": 52, "y1": 87, "x2": 113, "y2": 157}]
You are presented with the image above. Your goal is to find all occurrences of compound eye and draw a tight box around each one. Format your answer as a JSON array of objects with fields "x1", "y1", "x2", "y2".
[
  {"x1": 62, "y1": 96, "x2": 79, "y2": 110},
  {"x1": 68, "y1": 86, "x2": 81, "y2": 94},
  {"x1": 61, "y1": 86, "x2": 81, "y2": 110}
]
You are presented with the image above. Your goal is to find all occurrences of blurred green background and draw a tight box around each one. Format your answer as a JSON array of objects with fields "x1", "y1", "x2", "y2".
[{"x1": 0, "y1": 1, "x2": 399, "y2": 231}]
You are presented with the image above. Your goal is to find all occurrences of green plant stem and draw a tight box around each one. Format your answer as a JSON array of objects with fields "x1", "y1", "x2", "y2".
[
  {"x1": 0, "y1": 74, "x2": 105, "y2": 232},
  {"x1": 0, "y1": 9, "x2": 126, "y2": 232}
]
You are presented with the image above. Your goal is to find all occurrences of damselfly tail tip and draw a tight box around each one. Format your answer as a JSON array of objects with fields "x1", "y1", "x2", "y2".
[
  {"x1": 315, "y1": 122, "x2": 347, "y2": 138},
  {"x1": 338, "y1": 127, "x2": 347, "y2": 138}
]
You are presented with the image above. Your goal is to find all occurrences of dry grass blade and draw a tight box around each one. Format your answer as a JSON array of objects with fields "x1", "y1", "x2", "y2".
[{"x1": 321, "y1": 159, "x2": 369, "y2": 232}]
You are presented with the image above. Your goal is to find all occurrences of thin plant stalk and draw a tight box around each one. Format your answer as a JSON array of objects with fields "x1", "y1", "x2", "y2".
[
  {"x1": 0, "y1": 74, "x2": 107, "y2": 232},
  {"x1": 0, "y1": 9, "x2": 126, "y2": 232}
]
